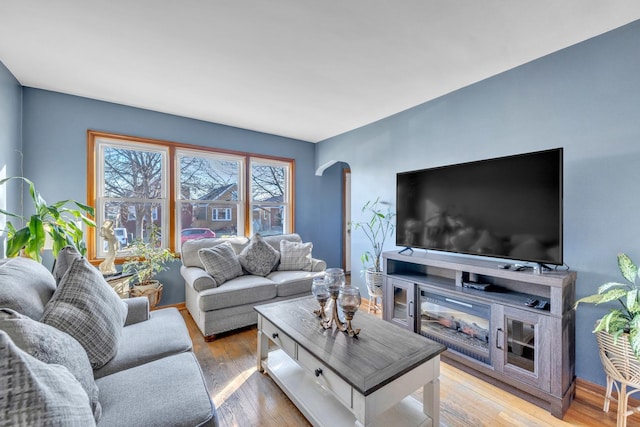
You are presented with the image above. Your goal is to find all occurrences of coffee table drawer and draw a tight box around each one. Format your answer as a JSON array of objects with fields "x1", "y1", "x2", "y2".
[
  {"x1": 261, "y1": 318, "x2": 296, "y2": 357},
  {"x1": 297, "y1": 346, "x2": 352, "y2": 408}
]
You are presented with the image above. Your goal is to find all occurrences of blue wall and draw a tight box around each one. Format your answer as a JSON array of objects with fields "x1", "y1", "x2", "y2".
[
  {"x1": 317, "y1": 20, "x2": 640, "y2": 387},
  {"x1": 18, "y1": 88, "x2": 343, "y2": 305},
  {"x1": 0, "y1": 62, "x2": 22, "y2": 257}
]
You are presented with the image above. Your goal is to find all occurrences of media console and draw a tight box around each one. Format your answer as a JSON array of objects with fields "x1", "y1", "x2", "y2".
[{"x1": 382, "y1": 250, "x2": 577, "y2": 418}]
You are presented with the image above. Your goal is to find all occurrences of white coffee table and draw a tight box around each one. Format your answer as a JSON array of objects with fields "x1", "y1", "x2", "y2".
[{"x1": 256, "y1": 296, "x2": 446, "y2": 427}]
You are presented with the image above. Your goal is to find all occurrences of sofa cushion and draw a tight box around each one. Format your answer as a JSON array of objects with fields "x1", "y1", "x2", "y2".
[
  {"x1": 0, "y1": 308, "x2": 101, "y2": 421},
  {"x1": 198, "y1": 242, "x2": 243, "y2": 287},
  {"x1": 238, "y1": 234, "x2": 280, "y2": 276},
  {"x1": 0, "y1": 331, "x2": 96, "y2": 427},
  {"x1": 95, "y1": 352, "x2": 216, "y2": 427},
  {"x1": 93, "y1": 307, "x2": 193, "y2": 379},
  {"x1": 181, "y1": 236, "x2": 249, "y2": 269},
  {"x1": 278, "y1": 240, "x2": 313, "y2": 271},
  {"x1": 267, "y1": 270, "x2": 319, "y2": 297},
  {"x1": 198, "y1": 275, "x2": 276, "y2": 311},
  {"x1": 42, "y1": 250, "x2": 128, "y2": 369},
  {"x1": 0, "y1": 257, "x2": 57, "y2": 320}
]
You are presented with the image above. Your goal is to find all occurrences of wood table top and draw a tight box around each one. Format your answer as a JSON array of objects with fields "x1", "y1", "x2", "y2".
[{"x1": 255, "y1": 295, "x2": 446, "y2": 396}]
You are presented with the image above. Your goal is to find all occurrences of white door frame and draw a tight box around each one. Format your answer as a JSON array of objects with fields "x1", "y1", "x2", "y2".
[{"x1": 343, "y1": 169, "x2": 351, "y2": 274}]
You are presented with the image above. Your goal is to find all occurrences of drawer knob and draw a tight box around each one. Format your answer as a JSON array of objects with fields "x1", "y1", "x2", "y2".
[
  {"x1": 314, "y1": 368, "x2": 323, "y2": 377},
  {"x1": 272, "y1": 332, "x2": 279, "y2": 339}
]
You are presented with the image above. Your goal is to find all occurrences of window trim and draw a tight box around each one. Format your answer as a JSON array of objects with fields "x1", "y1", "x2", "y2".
[{"x1": 87, "y1": 130, "x2": 295, "y2": 263}]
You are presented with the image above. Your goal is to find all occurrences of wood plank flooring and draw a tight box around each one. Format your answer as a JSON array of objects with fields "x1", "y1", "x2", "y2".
[{"x1": 181, "y1": 302, "x2": 640, "y2": 427}]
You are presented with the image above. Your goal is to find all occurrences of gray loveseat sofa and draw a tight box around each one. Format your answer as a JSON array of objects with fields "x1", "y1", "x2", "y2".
[
  {"x1": 181, "y1": 233, "x2": 326, "y2": 340},
  {"x1": 0, "y1": 252, "x2": 217, "y2": 427}
]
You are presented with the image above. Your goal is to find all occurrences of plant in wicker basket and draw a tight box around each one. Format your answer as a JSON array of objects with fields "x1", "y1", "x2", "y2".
[
  {"x1": 122, "y1": 224, "x2": 175, "y2": 308},
  {"x1": 575, "y1": 253, "x2": 640, "y2": 426},
  {"x1": 575, "y1": 253, "x2": 640, "y2": 358}
]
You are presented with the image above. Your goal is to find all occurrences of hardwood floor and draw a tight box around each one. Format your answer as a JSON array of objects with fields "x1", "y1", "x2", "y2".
[{"x1": 181, "y1": 303, "x2": 639, "y2": 427}]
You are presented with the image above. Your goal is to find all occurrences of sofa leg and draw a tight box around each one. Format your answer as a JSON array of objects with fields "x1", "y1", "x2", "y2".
[{"x1": 204, "y1": 334, "x2": 217, "y2": 342}]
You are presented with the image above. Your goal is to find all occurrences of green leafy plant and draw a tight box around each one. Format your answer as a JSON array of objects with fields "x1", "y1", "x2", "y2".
[
  {"x1": 122, "y1": 224, "x2": 175, "y2": 285},
  {"x1": 351, "y1": 197, "x2": 396, "y2": 273},
  {"x1": 0, "y1": 177, "x2": 95, "y2": 262},
  {"x1": 574, "y1": 253, "x2": 640, "y2": 358}
]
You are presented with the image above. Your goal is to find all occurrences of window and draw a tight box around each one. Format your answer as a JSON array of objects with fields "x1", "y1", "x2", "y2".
[
  {"x1": 88, "y1": 131, "x2": 294, "y2": 261},
  {"x1": 212, "y1": 208, "x2": 232, "y2": 221},
  {"x1": 177, "y1": 149, "x2": 244, "y2": 239},
  {"x1": 250, "y1": 159, "x2": 290, "y2": 236}
]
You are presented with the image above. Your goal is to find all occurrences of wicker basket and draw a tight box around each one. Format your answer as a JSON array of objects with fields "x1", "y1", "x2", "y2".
[
  {"x1": 365, "y1": 268, "x2": 384, "y2": 296},
  {"x1": 596, "y1": 330, "x2": 640, "y2": 427},
  {"x1": 365, "y1": 268, "x2": 384, "y2": 313},
  {"x1": 130, "y1": 281, "x2": 163, "y2": 309}
]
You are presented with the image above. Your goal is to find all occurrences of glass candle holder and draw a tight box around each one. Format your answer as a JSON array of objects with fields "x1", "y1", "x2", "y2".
[
  {"x1": 312, "y1": 278, "x2": 330, "y2": 321},
  {"x1": 324, "y1": 267, "x2": 346, "y2": 297},
  {"x1": 338, "y1": 286, "x2": 361, "y2": 337}
]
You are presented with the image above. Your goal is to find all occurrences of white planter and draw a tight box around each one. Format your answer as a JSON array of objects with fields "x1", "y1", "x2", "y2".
[{"x1": 365, "y1": 268, "x2": 384, "y2": 297}]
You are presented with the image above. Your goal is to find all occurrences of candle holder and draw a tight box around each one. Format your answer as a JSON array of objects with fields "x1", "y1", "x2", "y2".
[
  {"x1": 338, "y1": 286, "x2": 361, "y2": 337},
  {"x1": 322, "y1": 292, "x2": 346, "y2": 330},
  {"x1": 321, "y1": 268, "x2": 346, "y2": 330},
  {"x1": 311, "y1": 278, "x2": 330, "y2": 322}
]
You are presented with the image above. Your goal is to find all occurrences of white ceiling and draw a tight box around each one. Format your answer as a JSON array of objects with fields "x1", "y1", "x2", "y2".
[{"x1": 1, "y1": 2, "x2": 640, "y2": 143}]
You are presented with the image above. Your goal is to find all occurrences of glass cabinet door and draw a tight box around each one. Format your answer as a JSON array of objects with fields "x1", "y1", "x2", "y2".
[
  {"x1": 383, "y1": 278, "x2": 415, "y2": 331},
  {"x1": 496, "y1": 306, "x2": 550, "y2": 391}
]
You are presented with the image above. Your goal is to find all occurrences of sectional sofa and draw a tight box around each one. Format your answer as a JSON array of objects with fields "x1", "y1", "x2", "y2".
[{"x1": 0, "y1": 250, "x2": 217, "y2": 426}]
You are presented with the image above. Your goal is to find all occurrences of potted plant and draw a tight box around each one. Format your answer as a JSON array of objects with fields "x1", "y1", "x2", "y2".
[
  {"x1": 351, "y1": 198, "x2": 396, "y2": 304},
  {"x1": 0, "y1": 176, "x2": 95, "y2": 262},
  {"x1": 575, "y1": 253, "x2": 640, "y2": 356},
  {"x1": 574, "y1": 253, "x2": 640, "y2": 423},
  {"x1": 122, "y1": 224, "x2": 175, "y2": 308}
]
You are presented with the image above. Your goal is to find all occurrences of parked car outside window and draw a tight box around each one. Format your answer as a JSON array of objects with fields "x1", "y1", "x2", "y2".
[{"x1": 181, "y1": 228, "x2": 216, "y2": 244}]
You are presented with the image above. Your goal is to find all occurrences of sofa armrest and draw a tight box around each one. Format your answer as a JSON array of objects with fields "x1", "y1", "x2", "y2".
[
  {"x1": 123, "y1": 297, "x2": 150, "y2": 326},
  {"x1": 311, "y1": 258, "x2": 327, "y2": 272},
  {"x1": 180, "y1": 265, "x2": 217, "y2": 292}
]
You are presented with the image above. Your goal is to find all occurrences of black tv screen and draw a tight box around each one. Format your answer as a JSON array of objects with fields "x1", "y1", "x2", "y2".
[{"x1": 396, "y1": 148, "x2": 563, "y2": 265}]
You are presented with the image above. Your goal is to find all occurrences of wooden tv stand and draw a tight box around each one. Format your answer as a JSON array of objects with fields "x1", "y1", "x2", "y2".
[{"x1": 382, "y1": 250, "x2": 576, "y2": 418}]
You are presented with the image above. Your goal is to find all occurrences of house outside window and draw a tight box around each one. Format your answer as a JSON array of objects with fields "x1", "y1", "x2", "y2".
[{"x1": 88, "y1": 131, "x2": 294, "y2": 261}]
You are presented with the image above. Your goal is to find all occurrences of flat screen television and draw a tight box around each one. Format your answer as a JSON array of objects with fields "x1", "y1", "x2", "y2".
[{"x1": 396, "y1": 148, "x2": 563, "y2": 266}]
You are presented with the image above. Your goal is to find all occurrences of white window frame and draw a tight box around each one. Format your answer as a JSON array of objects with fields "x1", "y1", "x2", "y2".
[
  {"x1": 249, "y1": 158, "x2": 292, "y2": 236},
  {"x1": 212, "y1": 208, "x2": 232, "y2": 221},
  {"x1": 94, "y1": 137, "x2": 169, "y2": 258}
]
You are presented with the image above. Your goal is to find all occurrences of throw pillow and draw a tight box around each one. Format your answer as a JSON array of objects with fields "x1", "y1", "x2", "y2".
[
  {"x1": 0, "y1": 257, "x2": 57, "y2": 320},
  {"x1": 278, "y1": 240, "x2": 313, "y2": 271},
  {"x1": 237, "y1": 234, "x2": 280, "y2": 276},
  {"x1": 198, "y1": 242, "x2": 243, "y2": 287},
  {"x1": 0, "y1": 331, "x2": 96, "y2": 427},
  {"x1": 52, "y1": 245, "x2": 82, "y2": 284},
  {"x1": 0, "y1": 308, "x2": 101, "y2": 421},
  {"x1": 42, "y1": 255, "x2": 128, "y2": 369}
]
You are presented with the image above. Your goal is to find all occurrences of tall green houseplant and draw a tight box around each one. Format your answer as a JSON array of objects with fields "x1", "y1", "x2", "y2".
[
  {"x1": 0, "y1": 177, "x2": 95, "y2": 262},
  {"x1": 351, "y1": 197, "x2": 396, "y2": 274}
]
